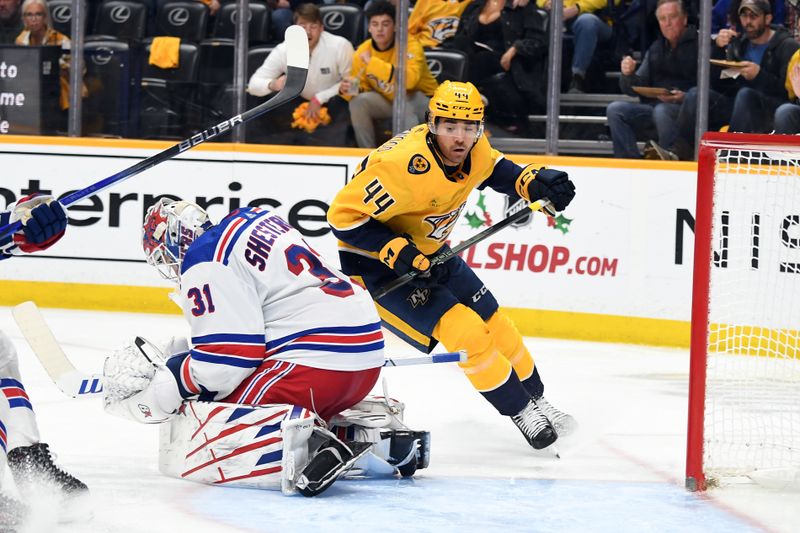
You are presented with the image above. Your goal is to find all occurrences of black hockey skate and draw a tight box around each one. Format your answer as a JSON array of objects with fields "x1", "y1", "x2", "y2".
[
  {"x1": 296, "y1": 439, "x2": 373, "y2": 497},
  {"x1": 535, "y1": 396, "x2": 577, "y2": 436},
  {"x1": 0, "y1": 493, "x2": 27, "y2": 532},
  {"x1": 511, "y1": 400, "x2": 558, "y2": 450},
  {"x1": 7, "y1": 443, "x2": 88, "y2": 497},
  {"x1": 383, "y1": 429, "x2": 431, "y2": 478}
]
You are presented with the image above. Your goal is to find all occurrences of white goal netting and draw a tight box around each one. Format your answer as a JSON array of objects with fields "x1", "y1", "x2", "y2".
[{"x1": 702, "y1": 144, "x2": 800, "y2": 487}]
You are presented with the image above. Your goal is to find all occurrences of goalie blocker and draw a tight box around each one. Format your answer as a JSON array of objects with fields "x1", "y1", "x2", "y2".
[{"x1": 159, "y1": 396, "x2": 430, "y2": 496}]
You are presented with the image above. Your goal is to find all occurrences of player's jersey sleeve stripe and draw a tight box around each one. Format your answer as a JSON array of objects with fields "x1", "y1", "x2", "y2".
[
  {"x1": 270, "y1": 341, "x2": 385, "y2": 355},
  {"x1": 181, "y1": 355, "x2": 202, "y2": 395},
  {"x1": 265, "y1": 322, "x2": 382, "y2": 349},
  {"x1": 1, "y1": 379, "x2": 32, "y2": 409},
  {"x1": 192, "y1": 333, "x2": 266, "y2": 345},
  {"x1": 0, "y1": 420, "x2": 6, "y2": 453},
  {"x1": 265, "y1": 324, "x2": 384, "y2": 357},
  {"x1": 219, "y1": 210, "x2": 274, "y2": 265},
  {"x1": 193, "y1": 343, "x2": 265, "y2": 359},
  {"x1": 191, "y1": 348, "x2": 264, "y2": 368},
  {"x1": 214, "y1": 217, "x2": 247, "y2": 263}
]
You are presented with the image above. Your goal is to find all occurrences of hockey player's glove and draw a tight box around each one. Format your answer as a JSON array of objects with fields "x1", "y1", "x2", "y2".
[
  {"x1": 9, "y1": 194, "x2": 67, "y2": 253},
  {"x1": 515, "y1": 165, "x2": 576, "y2": 212},
  {"x1": 103, "y1": 338, "x2": 182, "y2": 424},
  {"x1": 379, "y1": 236, "x2": 431, "y2": 277}
]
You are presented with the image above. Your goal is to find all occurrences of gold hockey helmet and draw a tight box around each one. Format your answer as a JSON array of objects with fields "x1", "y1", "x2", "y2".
[{"x1": 428, "y1": 81, "x2": 485, "y2": 122}]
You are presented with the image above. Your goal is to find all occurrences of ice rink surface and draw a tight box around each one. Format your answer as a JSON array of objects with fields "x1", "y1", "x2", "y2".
[{"x1": 0, "y1": 307, "x2": 797, "y2": 533}]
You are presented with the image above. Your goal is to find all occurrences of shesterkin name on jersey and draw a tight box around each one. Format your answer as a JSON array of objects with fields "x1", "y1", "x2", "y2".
[{"x1": 181, "y1": 207, "x2": 292, "y2": 274}]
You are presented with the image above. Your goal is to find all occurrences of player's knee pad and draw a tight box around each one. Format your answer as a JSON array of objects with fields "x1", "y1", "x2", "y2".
[
  {"x1": 329, "y1": 395, "x2": 430, "y2": 478},
  {"x1": 434, "y1": 304, "x2": 512, "y2": 392},
  {"x1": 487, "y1": 311, "x2": 534, "y2": 381},
  {"x1": 158, "y1": 400, "x2": 317, "y2": 494}
]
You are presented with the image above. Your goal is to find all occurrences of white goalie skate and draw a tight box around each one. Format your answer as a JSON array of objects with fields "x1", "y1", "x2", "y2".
[
  {"x1": 535, "y1": 396, "x2": 577, "y2": 437},
  {"x1": 511, "y1": 400, "x2": 558, "y2": 450}
]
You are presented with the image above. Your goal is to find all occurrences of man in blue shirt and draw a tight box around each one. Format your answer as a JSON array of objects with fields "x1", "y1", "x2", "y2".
[{"x1": 651, "y1": 0, "x2": 798, "y2": 160}]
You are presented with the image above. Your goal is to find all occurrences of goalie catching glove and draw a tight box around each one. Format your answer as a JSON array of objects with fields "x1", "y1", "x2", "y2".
[
  {"x1": 103, "y1": 338, "x2": 182, "y2": 424},
  {"x1": 515, "y1": 165, "x2": 576, "y2": 212}
]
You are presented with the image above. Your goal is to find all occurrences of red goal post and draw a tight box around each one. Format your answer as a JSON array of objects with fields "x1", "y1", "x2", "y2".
[{"x1": 686, "y1": 132, "x2": 800, "y2": 491}]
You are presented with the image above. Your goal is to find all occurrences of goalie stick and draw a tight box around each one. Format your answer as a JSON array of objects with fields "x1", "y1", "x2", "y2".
[
  {"x1": 0, "y1": 25, "x2": 310, "y2": 242},
  {"x1": 11, "y1": 301, "x2": 466, "y2": 398},
  {"x1": 373, "y1": 198, "x2": 555, "y2": 299}
]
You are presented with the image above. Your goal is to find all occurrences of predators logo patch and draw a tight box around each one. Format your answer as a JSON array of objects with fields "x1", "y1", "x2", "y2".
[
  {"x1": 408, "y1": 154, "x2": 430, "y2": 175},
  {"x1": 424, "y1": 203, "x2": 465, "y2": 241}
]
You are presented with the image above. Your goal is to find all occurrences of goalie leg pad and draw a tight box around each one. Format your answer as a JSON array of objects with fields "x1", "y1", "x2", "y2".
[
  {"x1": 329, "y1": 395, "x2": 430, "y2": 478},
  {"x1": 158, "y1": 401, "x2": 316, "y2": 492},
  {"x1": 296, "y1": 436, "x2": 372, "y2": 497},
  {"x1": 384, "y1": 429, "x2": 431, "y2": 477}
]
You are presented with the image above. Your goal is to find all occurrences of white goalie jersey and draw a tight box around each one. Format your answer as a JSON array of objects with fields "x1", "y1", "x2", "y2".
[{"x1": 171, "y1": 207, "x2": 385, "y2": 400}]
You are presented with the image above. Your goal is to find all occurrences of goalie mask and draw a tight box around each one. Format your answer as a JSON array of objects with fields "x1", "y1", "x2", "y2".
[{"x1": 142, "y1": 199, "x2": 212, "y2": 282}]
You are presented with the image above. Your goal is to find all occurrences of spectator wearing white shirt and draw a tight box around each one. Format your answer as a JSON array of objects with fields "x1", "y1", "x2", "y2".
[{"x1": 247, "y1": 4, "x2": 354, "y2": 146}]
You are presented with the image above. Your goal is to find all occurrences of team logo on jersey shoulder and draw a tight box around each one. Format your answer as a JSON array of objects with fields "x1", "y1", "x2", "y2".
[
  {"x1": 424, "y1": 202, "x2": 465, "y2": 241},
  {"x1": 409, "y1": 154, "x2": 430, "y2": 175}
]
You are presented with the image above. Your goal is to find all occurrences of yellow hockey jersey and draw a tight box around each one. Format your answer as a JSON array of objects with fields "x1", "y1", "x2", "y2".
[
  {"x1": 328, "y1": 124, "x2": 522, "y2": 258},
  {"x1": 345, "y1": 37, "x2": 439, "y2": 102},
  {"x1": 408, "y1": 0, "x2": 471, "y2": 48}
]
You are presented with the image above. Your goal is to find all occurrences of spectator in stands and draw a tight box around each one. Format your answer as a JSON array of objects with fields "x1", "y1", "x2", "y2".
[
  {"x1": 652, "y1": 0, "x2": 798, "y2": 160},
  {"x1": 408, "y1": 0, "x2": 488, "y2": 49},
  {"x1": 605, "y1": 0, "x2": 697, "y2": 159},
  {"x1": 269, "y1": 0, "x2": 322, "y2": 44},
  {"x1": 14, "y1": 0, "x2": 85, "y2": 111},
  {"x1": 773, "y1": 53, "x2": 800, "y2": 133},
  {"x1": 712, "y1": 0, "x2": 785, "y2": 34},
  {"x1": 537, "y1": 0, "x2": 620, "y2": 93},
  {"x1": 247, "y1": 3, "x2": 353, "y2": 146},
  {"x1": 449, "y1": 0, "x2": 547, "y2": 135},
  {"x1": 342, "y1": 0, "x2": 439, "y2": 148},
  {"x1": 0, "y1": 0, "x2": 21, "y2": 44}
]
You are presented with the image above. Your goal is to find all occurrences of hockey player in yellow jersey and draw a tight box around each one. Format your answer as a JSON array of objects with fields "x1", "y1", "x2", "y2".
[{"x1": 328, "y1": 81, "x2": 577, "y2": 450}]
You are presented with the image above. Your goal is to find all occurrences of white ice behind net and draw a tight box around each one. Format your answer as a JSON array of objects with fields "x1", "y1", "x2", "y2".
[{"x1": 704, "y1": 146, "x2": 800, "y2": 486}]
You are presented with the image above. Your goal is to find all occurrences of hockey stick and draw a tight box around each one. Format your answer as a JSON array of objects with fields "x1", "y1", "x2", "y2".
[
  {"x1": 11, "y1": 301, "x2": 466, "y2": 398},
  {"x1": 373, "y1": 198, "x2": 555, "y2": 299},
  {"x1": 0, "y1": 25, "x2": 309, "y2": 242}
]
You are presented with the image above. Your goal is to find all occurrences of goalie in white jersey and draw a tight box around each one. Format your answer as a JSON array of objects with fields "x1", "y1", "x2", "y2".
[{"x1": 104, "y1": 199, "x2": 426, "y2": 496}]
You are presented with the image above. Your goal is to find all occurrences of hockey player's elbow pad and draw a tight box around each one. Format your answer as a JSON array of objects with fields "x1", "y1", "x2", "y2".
[
  {"x1": 379, "y1": 236, "x2": 431, "y2": 277},
  {"x1": 515, "y1": 165, "x2": 576, "y2": 212}
]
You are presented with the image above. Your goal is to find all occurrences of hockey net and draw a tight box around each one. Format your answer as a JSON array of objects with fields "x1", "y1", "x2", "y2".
[{"x1": 686, "y1": 132, "x2": 800, "y2": 492}]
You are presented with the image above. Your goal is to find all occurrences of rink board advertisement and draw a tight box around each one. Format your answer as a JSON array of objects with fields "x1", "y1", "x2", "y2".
[{"x1": 0, "y1": 137, "x2": 702, "y2": 345}]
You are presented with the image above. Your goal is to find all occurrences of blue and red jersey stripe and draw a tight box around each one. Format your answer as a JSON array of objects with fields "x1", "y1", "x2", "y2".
[
  {"x1": 0, "y1": 378, "x2": 33, "y2": 410},
  {"x1": 265, "y1": 322, "x2": 384, "y2": 358}
]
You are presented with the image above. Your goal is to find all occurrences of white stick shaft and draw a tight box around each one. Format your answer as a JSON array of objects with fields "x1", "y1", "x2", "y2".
[{"x1": 11, "y1": 301, "x2": 466, "y2": 399}]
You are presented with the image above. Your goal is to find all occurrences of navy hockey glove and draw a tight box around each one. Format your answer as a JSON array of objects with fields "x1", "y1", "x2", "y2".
[
  {"x1": 515, "y1": 166, "x2": 576, "y2": 212},
  {"x1": 379, "y1": 236, "x2": 431, "y2": 278},
  {"x1": 408, "y1": 262, "x2": 449, "y2": 289},
  {"x1": 11, "y1": 195, "x2": 67, "y2": 253}
]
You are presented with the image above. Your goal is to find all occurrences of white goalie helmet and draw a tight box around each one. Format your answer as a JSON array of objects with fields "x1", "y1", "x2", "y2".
[{"x1": 142, "y1": 199, "x2": 212, "y2": 282}]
